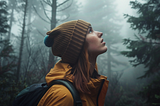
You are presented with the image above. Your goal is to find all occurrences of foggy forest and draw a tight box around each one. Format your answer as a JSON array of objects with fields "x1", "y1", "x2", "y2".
[{"x1": 0, "y1": 0, "x2": 160, "y2": 106}]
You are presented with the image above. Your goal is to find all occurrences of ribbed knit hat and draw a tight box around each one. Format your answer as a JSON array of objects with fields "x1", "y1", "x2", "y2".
[{"x1": 44, "y1": 20, "x2": 91, "y2": 65}]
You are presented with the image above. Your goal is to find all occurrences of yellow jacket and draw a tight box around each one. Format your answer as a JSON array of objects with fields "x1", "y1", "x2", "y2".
[{"x1": 38, "y1": 61, "x2": 109, "y2": 106}]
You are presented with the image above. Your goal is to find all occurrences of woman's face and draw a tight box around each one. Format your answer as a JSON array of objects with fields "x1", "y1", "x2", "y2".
[{"x1": 86, "y1": 26, "x2": 107, "y2": 56}]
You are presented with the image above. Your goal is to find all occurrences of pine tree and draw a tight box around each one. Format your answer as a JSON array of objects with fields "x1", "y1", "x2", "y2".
[
  {"x1": 121, "y1": 0, "x2": 160, "y2": 105},
  {"x1": 0, "y1": 40, "x2": 18, "y2": 106},
  {"x1": 0, "y1": 1, "x2": 20, "y2": 105},
  {"x1": 122, "y1": 0, "x2": 160, "y2": 78},
  {"x1": 0, "y1": 1, "x2": 9, "y2": 36},
  {"x1": 20, "y1": 0, "x2": 49, "y2": 84},
  {"x1": 17, "y1": 0, "x2": 28, "y2": 82},
  {"x1": 7, "y1": 0, "x2": 17, "y2": 40}
]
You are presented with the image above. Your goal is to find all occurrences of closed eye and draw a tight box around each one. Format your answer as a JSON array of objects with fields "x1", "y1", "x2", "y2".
[{"x1": 88, "y1": 27, "x2": 93, "y2": 33}]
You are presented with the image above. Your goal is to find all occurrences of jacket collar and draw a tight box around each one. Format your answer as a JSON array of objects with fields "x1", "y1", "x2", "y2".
[{"x1": 45, "y1": 60, "x2": 109, "y2": 106}]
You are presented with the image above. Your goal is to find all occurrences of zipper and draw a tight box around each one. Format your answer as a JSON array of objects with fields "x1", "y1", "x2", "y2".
[{"x1": 96, "y1": 79, "x2": 105, "y2": 106}]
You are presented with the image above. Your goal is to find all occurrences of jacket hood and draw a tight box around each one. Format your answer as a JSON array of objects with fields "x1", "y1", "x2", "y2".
[
  {"x1": 45, "y1": 60, "x2": 72, "y2": 85},
  {"x1": 45, "y1": 60, "x2": 109, "y2": 106},
  {"x1": 45, "y1": 60, "x2": 100, "y2": 85}
]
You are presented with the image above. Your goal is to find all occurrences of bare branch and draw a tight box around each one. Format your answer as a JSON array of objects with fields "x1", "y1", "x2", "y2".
[
  {"x1": 57, "y1": 0, "x2": 73, "y2": 12},
  {"x1": 57, "y1": 13, "x2": 70, "y2": 22},
  {"x1": 32, "y1": 5, "x2": 50, "y2": 24},
  {"x1": 44, "y1": 9, "x2": 51, "y2": 12},
  {"x1": 48, "y1": 0, "x2": 52, "y2": 5},
  {"x1": 42, "y1": 0, "x2": 51, "y2": 6},
  {"x1": 57, "y1": 0, "x2": 69, "y2": 7},
  {"x1": 138, "y1": 34, "x2": 160, "y2": 44},
  {"x1": 40, "y1": 1, "x2": 51, "y2": 22},
  {"x1": 36, "y1": 29, "x2": 45, "y2": 37},
  {"x1": 44, "y1": 26, "x2": 50, "y2": 32}
]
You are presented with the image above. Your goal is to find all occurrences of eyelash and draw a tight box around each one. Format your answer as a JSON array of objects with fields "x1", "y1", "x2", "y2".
[{"x1": 89, "y1": 28, "x2": 93, "y2": 33}]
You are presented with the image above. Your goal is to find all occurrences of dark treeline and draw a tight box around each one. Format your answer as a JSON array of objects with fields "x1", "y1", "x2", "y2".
[{"x1": 0, "y1": 0, "x2": 159, "y2": 106}]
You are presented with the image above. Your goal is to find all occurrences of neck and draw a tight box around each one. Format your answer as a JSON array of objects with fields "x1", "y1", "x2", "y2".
[{"x1": 89, "y1": 54, "x2": 97, "y2": 75}]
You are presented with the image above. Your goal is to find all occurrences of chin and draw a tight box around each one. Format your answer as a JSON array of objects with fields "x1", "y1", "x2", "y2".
[
  {"x1": 102, "y1": 49, "x2": 107, "y2": 54},
  {"x1": 98, "y1": 48, "x2": 107, "y2": 55},
  {"x1": 103, "y1": 46, "x2": 107, "y2": 53}
]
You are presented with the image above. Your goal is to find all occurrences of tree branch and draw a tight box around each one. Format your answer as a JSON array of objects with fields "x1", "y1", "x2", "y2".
[
  {"x1": 57, "y1": 0, "x2": 73, "y2": 12},
  {"x1": 136, "y1": 34, "x2": 160, "y2": 45},
  {"x1": 36, "y1": 29, "x2": 45, "y2": 37},
  {"x1": 57, "y1": 0, "x2": 69, "y2": 7},
  {"x1": 57, "y1": 13, "x2": 70, "y2": 22},
  {"x1": 44, "y1": 9, "x2": 51, "y2": 12},
  {"x1": 42, "y1": 0, "x2": 51, "y2": 6},
  {"x1": 32, "y1": 5, "x2": 50, "y2": 24},
  {"x1": 40, "y1": 0, "x2": 51, "y2": 22}
]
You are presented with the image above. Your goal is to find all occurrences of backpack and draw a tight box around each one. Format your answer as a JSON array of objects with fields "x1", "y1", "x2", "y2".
[{"x1": 13, "y1": 79, "x2": 82, "y2": 106}]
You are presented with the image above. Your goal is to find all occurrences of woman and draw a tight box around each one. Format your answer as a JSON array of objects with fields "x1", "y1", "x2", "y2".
[{"x1": 38, "y1": 20, "x2": 109, "y2": 106}]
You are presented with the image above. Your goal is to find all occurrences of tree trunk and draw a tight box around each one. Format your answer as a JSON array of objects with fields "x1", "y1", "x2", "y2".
[
  {"x1": 48, "y1": 0, "x2": 57, "y2": 71},
  {"x1": 107, "y1": 42, "x2": 111, "y2": 80},
  {"x1": 17, "y1": 0, "x2": 28, "y2": 81},
  {"x1": 23, "y1": 0, "x2": 32, "y2": 78},
  {"x1": 8, "y1": 0, "x2": 16, "y2": 40}
]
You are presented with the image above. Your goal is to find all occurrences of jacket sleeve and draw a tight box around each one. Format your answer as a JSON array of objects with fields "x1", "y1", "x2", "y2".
[{"x1": 37, "y1": 84, "x2": 74, "y2": 106}]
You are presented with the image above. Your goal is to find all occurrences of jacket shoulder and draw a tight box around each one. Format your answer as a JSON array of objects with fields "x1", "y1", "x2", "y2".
[{"x1": 38, "y1": 84, "x2": 74, "y2": 106}]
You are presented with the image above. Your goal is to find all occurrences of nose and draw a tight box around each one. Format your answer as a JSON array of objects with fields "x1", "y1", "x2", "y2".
[{"x1": 98, "y1": 32, "x2": 103, "y2": 37}]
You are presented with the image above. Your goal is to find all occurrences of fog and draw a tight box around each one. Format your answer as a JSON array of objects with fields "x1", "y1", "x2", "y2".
[{"x1": 1, "y1": 0, "x2": 160, "y2": 106}]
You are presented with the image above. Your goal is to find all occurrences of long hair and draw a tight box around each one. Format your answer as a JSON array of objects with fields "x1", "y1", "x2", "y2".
[{"x1": 64, "y1": 41, "x2": 91, "y2": 94}]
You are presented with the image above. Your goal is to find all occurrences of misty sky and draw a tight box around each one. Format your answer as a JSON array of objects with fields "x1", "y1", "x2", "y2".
[{"x1": 11, "y1": 0, "x2": 135, "y2": 36}]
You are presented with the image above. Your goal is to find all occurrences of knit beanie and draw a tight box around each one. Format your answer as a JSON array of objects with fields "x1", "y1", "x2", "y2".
[{"x1": 44, "y1": 20, "x2": 91, "y2": 65}]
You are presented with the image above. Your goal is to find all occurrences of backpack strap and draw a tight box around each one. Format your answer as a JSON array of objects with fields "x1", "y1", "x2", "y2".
[{"x1": 49, "y1": 80, "x2": 82, "y2": 106}]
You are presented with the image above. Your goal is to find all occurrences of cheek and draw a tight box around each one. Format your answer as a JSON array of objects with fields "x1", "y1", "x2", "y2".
[
  {"x1": 87, "y1": 37, "x2": 99, "y2": 49},
  {"x1": 88, "y1": 42, "x2": 100, "y2": 52},
  {"x1": 87, "y1": 36, "x2": 99, "y2": 44}
]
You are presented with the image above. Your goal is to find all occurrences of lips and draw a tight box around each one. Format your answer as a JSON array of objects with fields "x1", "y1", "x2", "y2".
[{"x1": 101, "y1": 39, "x2": 103, "y2": 43}]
